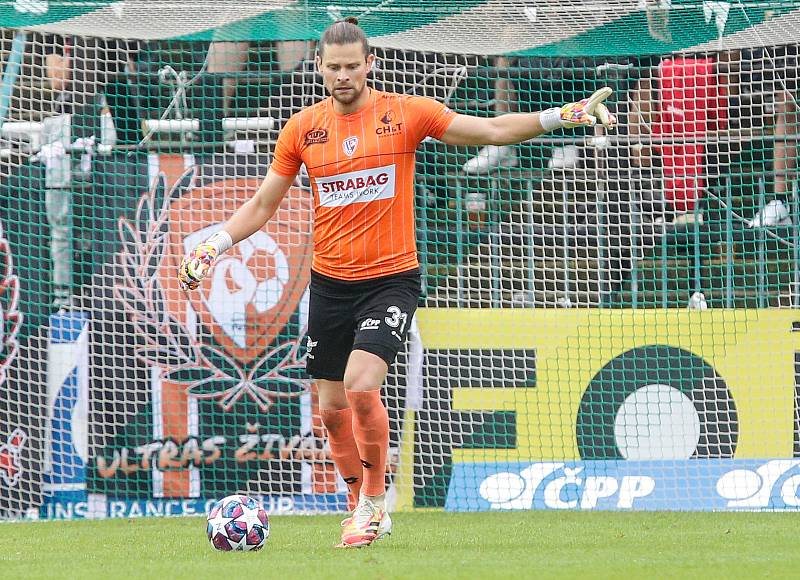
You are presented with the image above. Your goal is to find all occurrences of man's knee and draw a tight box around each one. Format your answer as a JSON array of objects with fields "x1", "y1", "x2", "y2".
[
  {"x1": 343, "y1": 372, "x2": 383, "y2": 393},
  {"x1": 316, "y1": 379, "x2": 348, "y2": 410},
  {"x1": 343, "y1": 349, "x2": 388, "y2": 392}
]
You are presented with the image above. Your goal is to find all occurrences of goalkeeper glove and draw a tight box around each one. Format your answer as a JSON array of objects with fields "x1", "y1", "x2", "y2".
[
  {"x1": 178, "y1": 230, "x2": 232, "y2": 291},
  {"x1": 540, "y1": 87, "x2": 617, "y2": 132}
]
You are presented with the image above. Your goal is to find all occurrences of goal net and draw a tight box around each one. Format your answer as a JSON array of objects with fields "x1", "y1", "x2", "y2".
[{"x1": 2, "y1": 0, "x2": 800, "y2": 520}]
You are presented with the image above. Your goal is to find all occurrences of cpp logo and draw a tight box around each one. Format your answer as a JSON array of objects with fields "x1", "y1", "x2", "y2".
[
  {"x1": 716, "y1": 460, "x2": 800, "y2": 509},
  {"x1": 478, "y1": 462, "x2": 655, "y2": 510}
]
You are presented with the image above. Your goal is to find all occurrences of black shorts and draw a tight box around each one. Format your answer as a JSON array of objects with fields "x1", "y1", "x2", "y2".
[{"x1": 305, "y1": 268, "x2": 421, "y2": 381}]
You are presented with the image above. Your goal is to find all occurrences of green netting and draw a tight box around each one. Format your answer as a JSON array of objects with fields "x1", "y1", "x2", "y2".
[{"x1": 1, "y1": 1, "x2": 800, "y2": 521}]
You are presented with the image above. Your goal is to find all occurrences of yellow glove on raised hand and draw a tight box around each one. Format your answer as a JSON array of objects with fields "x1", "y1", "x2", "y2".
[{"x1": 541, "y1": 87, "x2": 617, "y2": 131}]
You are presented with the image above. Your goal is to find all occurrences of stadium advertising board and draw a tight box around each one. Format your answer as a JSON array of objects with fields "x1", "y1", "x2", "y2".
[
  {"x1": 415, "y1": 309, "x2": 800, "y2": 511},
  {"x1": 446, "y1": 459, "x2": 800, "y2": 511},
  {"x1": 40, "y1": 494, "x2": 343, "y2": 520}
]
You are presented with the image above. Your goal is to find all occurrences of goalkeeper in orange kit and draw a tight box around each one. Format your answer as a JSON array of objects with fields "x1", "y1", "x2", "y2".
[{"x1": 179, "y1": 17, "x2": 615, "y2": 548}]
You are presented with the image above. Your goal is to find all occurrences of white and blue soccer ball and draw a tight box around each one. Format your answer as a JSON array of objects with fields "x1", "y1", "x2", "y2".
[{"x1": 206, "y1": 494, "x2": 270, "y2": 551}]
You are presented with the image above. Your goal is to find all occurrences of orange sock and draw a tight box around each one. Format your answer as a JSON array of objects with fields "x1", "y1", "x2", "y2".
[
  {"x1": 320, "y1": 408, "x2": 363, "y2": 509},
  {"x1": 345, "y1": 389, "x2": 389, "y2": 497}
]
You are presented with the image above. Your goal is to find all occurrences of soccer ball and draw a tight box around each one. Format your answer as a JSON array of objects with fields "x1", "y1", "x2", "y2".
[{"x1": 206, "y1": 494, "x2": 270, "y2": 551}]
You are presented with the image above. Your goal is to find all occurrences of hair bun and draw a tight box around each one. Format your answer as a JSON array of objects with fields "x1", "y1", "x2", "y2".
[{"x1": 343, "y1": 16, "x2": 359, "y2": 25}]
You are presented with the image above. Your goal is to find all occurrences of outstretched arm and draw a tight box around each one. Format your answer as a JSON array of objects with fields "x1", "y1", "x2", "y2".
[
  {"x1": 178, "y1": 169, "x2": 296, "y2": 290},
  {"x1": 439, "y1": 87, "x2": 617, "y2": 147},
  {"x1": 440, "y1": 111, "x2": 549, "y2": 146}
]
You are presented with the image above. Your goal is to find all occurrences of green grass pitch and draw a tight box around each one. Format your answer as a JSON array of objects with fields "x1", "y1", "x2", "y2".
[{"x1": 1, "y1": 511, "x2": 797, "y2": 579}]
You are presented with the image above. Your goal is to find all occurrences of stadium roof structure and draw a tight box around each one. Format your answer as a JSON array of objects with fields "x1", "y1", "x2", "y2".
[{"x1": 2, "y1": 0, "x2": 800, "y2": 55}]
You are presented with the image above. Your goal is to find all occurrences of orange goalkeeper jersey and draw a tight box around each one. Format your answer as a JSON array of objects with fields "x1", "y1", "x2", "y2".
[{"x1": 270, "y1": 88, "x2": 455, "y2": 281}]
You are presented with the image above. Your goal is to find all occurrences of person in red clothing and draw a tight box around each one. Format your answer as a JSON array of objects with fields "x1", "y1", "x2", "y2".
[{"x1": 179, "y1": 17, "x2": 615, "y2": 548}]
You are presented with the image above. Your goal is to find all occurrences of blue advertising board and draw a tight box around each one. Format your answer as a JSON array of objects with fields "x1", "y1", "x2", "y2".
[{"x1": 446, "y1": 460, "x2": 800, "y2": 511}]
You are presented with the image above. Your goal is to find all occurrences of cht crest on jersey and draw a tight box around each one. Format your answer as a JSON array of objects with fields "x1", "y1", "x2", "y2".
[{"x1": 342, "y1": 136, "x2": 359, "y2": 157}]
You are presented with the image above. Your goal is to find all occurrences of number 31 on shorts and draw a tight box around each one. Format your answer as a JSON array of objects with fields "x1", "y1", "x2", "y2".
[{"x1": 385, "y1": 306, "x2": 408, "y2": 334}]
